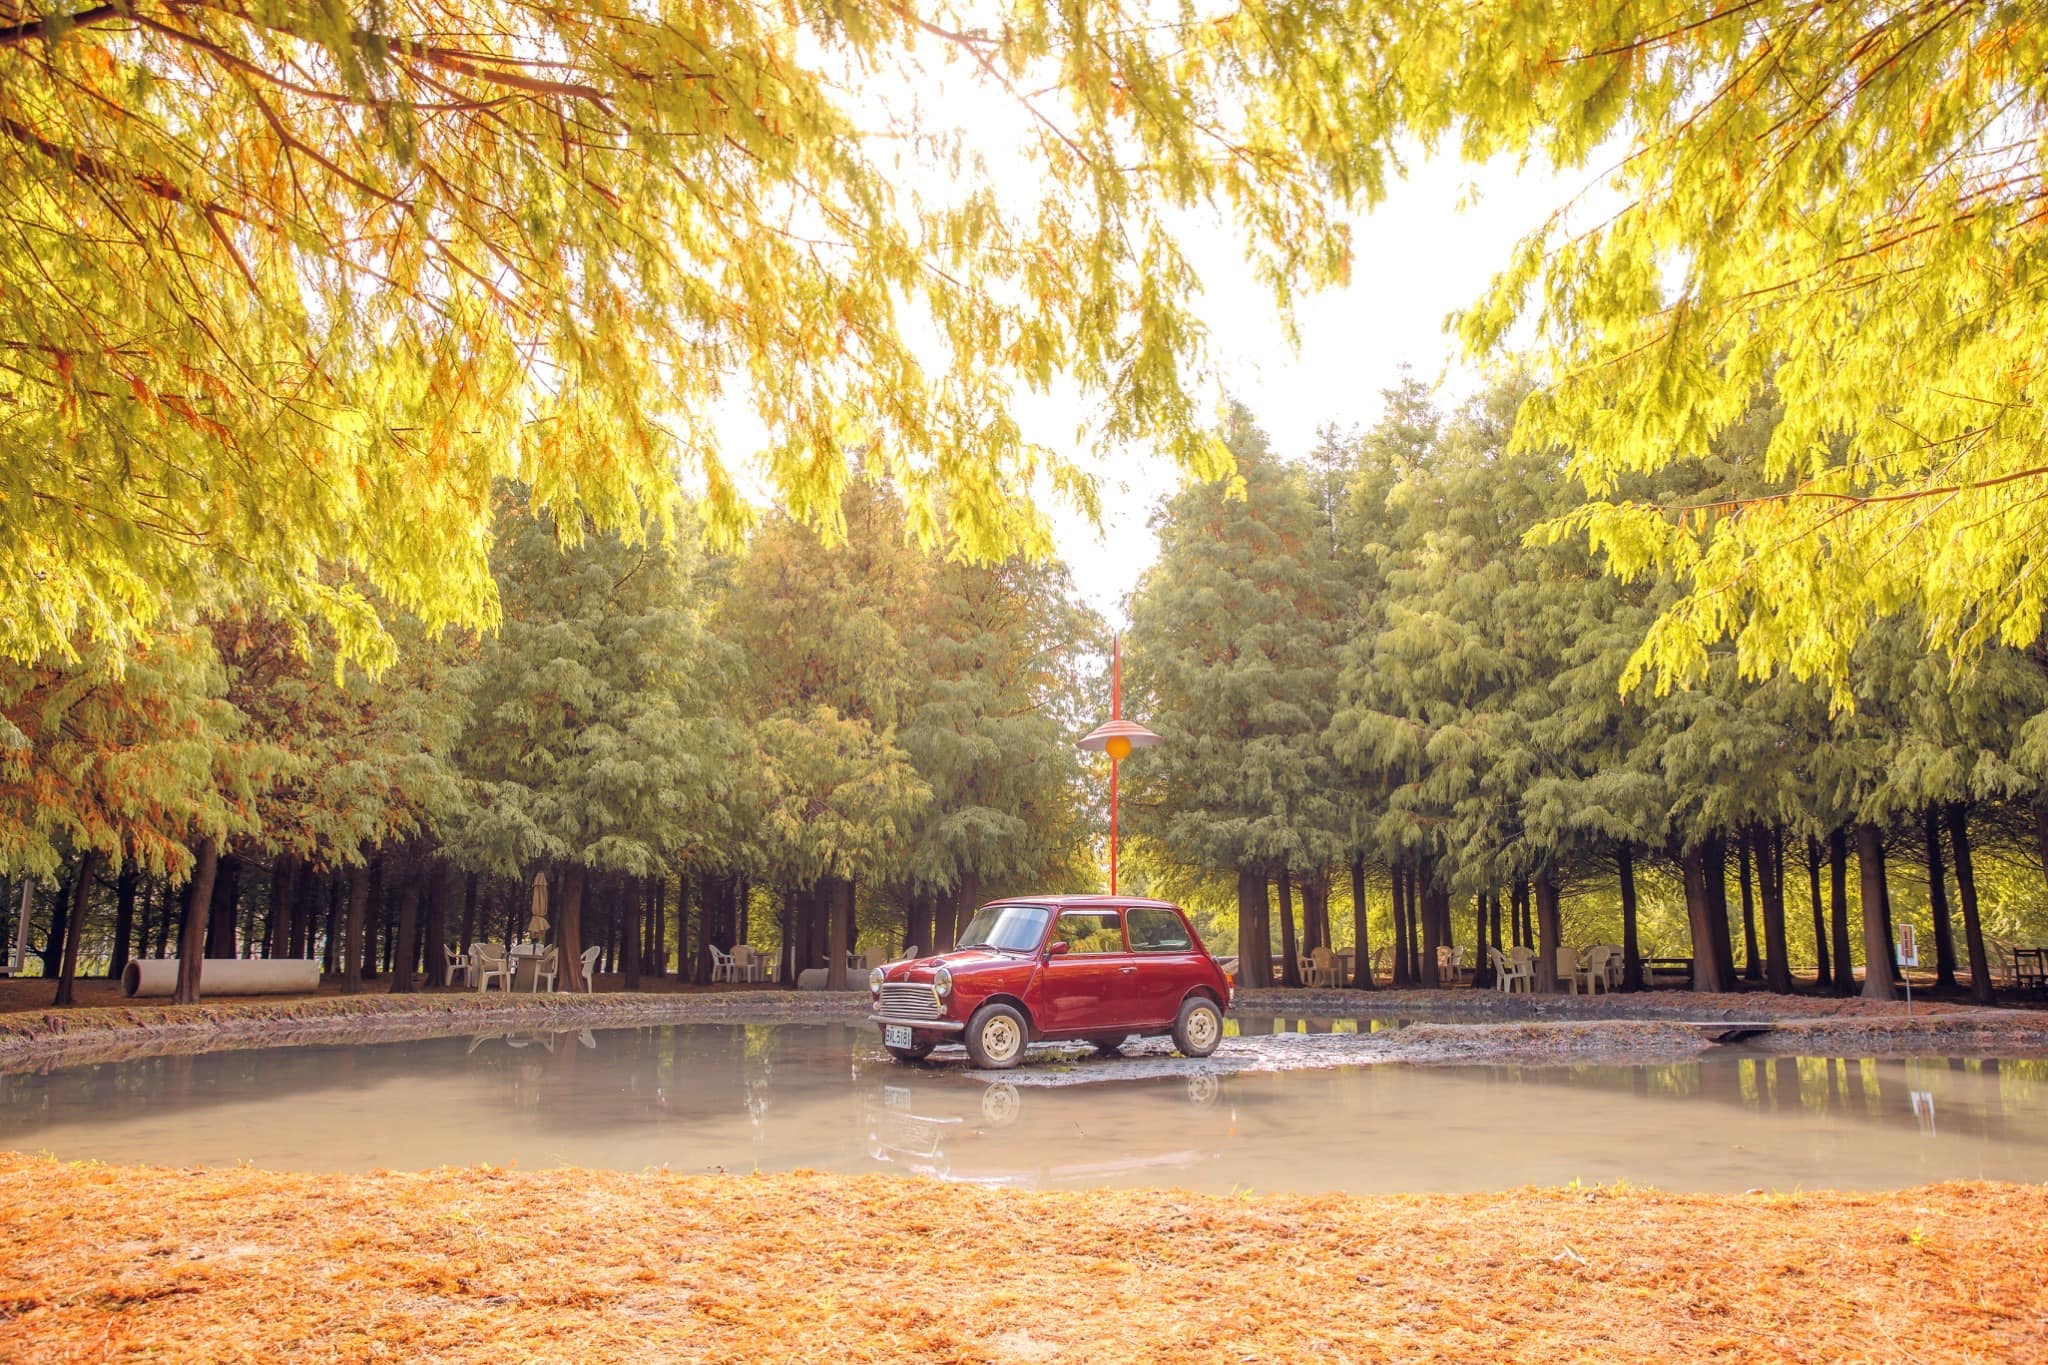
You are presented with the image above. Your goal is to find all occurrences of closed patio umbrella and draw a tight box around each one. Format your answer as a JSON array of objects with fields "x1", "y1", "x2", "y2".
[{"x1": 526, "y1": 872, "x2": 550, "y2": 940}]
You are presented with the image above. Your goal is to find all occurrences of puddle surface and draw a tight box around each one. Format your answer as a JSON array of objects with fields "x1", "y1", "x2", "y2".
[{"x1": 3, "y1": 1022, "x2": 2046, "y2": 1193}]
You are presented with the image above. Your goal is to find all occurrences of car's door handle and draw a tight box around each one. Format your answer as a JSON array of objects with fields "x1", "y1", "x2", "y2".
[{"x1": 1118, "y1": 966, "x2": 1138, "y2": 973}]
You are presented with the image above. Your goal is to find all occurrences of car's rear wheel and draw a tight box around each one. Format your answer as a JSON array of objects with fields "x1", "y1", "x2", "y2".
[
  {"x1": 884, "y1": 1041, "x2": 935, "y2": 1063},
  {"x1": 964, "y1": 1002, "x2": 1029, "y2": 1070},
  {"x1": 1087, "y1": 1035, "x2": 1128, "y2": 1056},
  {"x1": 1172, "y1": 997, "x2": 1223, "y2": 1058}
]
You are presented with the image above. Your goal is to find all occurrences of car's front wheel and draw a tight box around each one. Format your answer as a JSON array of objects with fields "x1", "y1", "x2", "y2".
[
  {"x1": 964, "y1": 1002, "x2": 1029, "y2": 1070},
  {"x1": 884, "y1": 1041, "x2": 935, "y2": 1064},
  {"x1": 1172, "y1": 997, "x2": 1223, "y2": 1058}
]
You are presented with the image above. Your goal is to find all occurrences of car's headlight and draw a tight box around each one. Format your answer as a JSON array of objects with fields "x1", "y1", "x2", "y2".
[
  {"x1": 932, "y1": 966, "x2": 953, "y2": 998},
  {"x1": 868, "y1": 966, "x2": 885, "y2": 996}
]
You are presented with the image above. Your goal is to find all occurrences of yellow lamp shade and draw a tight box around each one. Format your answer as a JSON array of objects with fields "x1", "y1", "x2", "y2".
[{"x1": 1105, "y1": 734, "x2": 1132, "y2": 761}]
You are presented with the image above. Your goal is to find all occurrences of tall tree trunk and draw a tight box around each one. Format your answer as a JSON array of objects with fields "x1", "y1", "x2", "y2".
[
  {"x1": 737, "y1": 877, "x2": 751, "y2": 948},
  {"x1": 1736, "y1": 830, "x2": 1763, "y2": 981},
  {"x1": 1349, "y1": 855, "x2": 1374, "y2": 989},
  {"x1": 1469, "y1": 893, "x2": 1494, "y2": 989},
  {"x1": 1701, "y1": 833, "x2": 1737, "y2": 988},
  {"x1": 40, "y1": 861, "x2": 72, "y2": 975},
  {"x1": 323, "y1": 870, "x2": 342, "y2": 975},
  {"x1": 341, "y1": 862, "x2": 371, "y2": 995},
  {"x1": 389, "y1": 859, "x2": 422, "y2": 994},
  {"x1": 1806, "y1": 835, "x2": 1831, "y2": 989},
  {"x1": 286, "y1": 860, "x2": 311, "y2": 960},
  {"x1": 1417, "y1": 863, "x2": 1433, "y2": 982},
  {"x1": 1856, "y1": 823, "x2": 1897, "y2": 1001},
  {"x1": 1946, "y1": 803, "x2": 1994, "y2": 1005},
  {"x1": 421, "y1": 863, "x2": 448, "y2": 988},
  {"x1": 1418, "y1": 863, "x2": 1442, "y2": 988},
  {"x1": 1513, "y1": 878, "x2": 1531, "y2": 950},
  {"x1": 1388, "y1": 862, "x2": 1410, "y2": 987},
  {"x1": 1532, "y1": 871, "x2": 1562, "y2": 993},
  {"x1": 1681, "y1": 846, "x2": 1732, "y2": 993},
  {"x1": 108, "y1": 865, "x2": 138, "y2": 980},
  {"x1": 1232, "y1": 866, "x2": 1270, "y2": 989},
  {"x1": 825, "y1": 875, "x2": 851, "y2": 992},
  {"x1": 1828, "y1": 828, "x2": 1855, "y2": 994},
  {"x1": 1875, "y1": 832, "x2": 1901, "y2": 984},
  {"x1": 53, "y1": 850, "x2": 101, "y2": 1006},
  {"x1": 777, "y1": 884, "x2": 797, "y2": 989},
  {"x1": 648, "y1": 875, "x2": 666, "y2": 976},
  {"x1": 206, "y1": 853, "x2": 240, "y2": 959},
  {"x1": 558, "y1": 866, "x2": 587, "y2": 991},
  {"x1": 1301, "y1": 871, "x2": 1329, "y2": 954},
  {"x1": 362, "y1": 858, "x2": 384, "y2": 980},
  {"x1": 620, "y1": 876, "x2": 641, "y2": 991},
  {"x1": 1924, "y1": 805, "x2": 1958, "y2": 991},
  {"x1": 174, "y1": 840, "x2": 220, "y2": 1005},
  {"x1": 1759, "y1": 825, "x2": 1792, "y2": 994},
  {"x1": 1276, "y1": 865, "x2": 1302, "y2": 988},
  {"x1": 458, "y1": 872, "x2": 479, "y2": 958},
  {"x1": 1618, "y1": 844, "x2": 1643, "y2": 991}
]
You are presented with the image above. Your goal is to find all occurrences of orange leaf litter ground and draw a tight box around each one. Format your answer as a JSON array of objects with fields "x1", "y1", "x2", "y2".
[{"x1": 1, "y1": 1153, "x2": 2043, "y2": 1362}]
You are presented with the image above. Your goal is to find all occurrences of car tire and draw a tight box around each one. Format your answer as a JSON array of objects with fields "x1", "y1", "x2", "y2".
[
  {"x1": 964, "y1": 1002, "x2": 1029, "y2": 1070},
  {"x1": 1172, "y1": 996, "x2": 1223, "y2": 1058},
  {"x1": 1087, "y1": 1035, "x2": 1128, "y2": 1056},
  {"x1": 884, "y1": 1041, "x2": 935, "y2": 1064}
]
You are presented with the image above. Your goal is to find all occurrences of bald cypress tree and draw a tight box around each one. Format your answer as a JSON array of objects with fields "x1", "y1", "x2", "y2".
[{"x1": 1127, "y1": 405, "x2": 1345, "y2": 989}]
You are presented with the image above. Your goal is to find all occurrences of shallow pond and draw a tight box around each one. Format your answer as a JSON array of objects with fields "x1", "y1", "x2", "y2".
[{"x1": 3, "y1": 1021, "x2": 2045, "y2": 1193}]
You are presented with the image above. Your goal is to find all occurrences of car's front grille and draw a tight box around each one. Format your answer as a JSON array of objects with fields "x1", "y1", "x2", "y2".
[{"x1": 878, "y1": 982, "x2": 943, "y2": 1021}]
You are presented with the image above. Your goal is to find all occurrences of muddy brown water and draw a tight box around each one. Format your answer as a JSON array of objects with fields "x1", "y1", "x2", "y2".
[{"x1": 2, "y1": 1021, "x2": 2044, "y2": 1193}]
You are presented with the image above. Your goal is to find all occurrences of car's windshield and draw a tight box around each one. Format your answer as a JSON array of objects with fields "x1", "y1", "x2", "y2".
[{"x1": 955, "y1": 904, "x2": 1051, "y2": 953}]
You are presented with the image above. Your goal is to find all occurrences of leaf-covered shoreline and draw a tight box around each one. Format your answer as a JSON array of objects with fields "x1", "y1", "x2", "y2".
[{"x1": 0, "y1": 1154, "x2": 2041, "y2": 1362}]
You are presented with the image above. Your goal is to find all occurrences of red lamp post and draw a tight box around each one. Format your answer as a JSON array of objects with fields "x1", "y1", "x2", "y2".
[{"x1": 1077, "y1": 636, "x2": 1161, "y2": 895}]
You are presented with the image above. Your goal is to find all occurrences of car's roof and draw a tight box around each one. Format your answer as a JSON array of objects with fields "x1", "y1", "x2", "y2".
[{"x1": 985, "y1": 894, "x2": 1181, "y2": 910}]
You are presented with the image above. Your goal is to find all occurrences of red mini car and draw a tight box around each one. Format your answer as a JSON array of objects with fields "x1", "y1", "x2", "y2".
[{"x1": 867, "y1": 896, "x2": 1233, "y2": 1069}]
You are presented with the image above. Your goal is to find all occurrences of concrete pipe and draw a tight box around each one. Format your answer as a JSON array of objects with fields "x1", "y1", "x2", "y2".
[{"x1": 122, "y1": 958, "x2": 321, "y2": 998}]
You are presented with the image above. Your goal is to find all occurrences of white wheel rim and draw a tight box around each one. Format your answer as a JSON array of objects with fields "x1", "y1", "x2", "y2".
[
  {"x1": 981, "y1": 1015, "x2": 1021, "y2": 1063},
  {"x1": 1188, "y1": 1008, "x2": 1219, "y2": 1049}
]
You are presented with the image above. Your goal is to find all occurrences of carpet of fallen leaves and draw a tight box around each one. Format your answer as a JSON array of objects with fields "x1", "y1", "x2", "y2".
[{"x1": 0, "y1": 1155, "x2": 2042, "y2": 1363}]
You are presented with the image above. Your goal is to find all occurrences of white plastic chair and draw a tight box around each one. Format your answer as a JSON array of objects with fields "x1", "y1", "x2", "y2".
[
  {"x1": 708, "y1": 944, "x2": 737, "y2": 984},
  {"x1": 1492, "y1": 946, "x2": 1535, "y2": 994},
  {"x1": 1577, "y1": 945, "x2": 1614, "y2": 995},
  {"x1": 442, "y1": 943, "x2": 468, "y2": 988},
  {"x1": 1306, "y1": 946, "x2": 1340, "y2": 988},
  {"x1": 860, "y1": 945, "x2": 888, "y2": 972},
  {"x1": 1556, "y1": 945, "x2": 1582, "y2": 994},
  {"x1": 472, "y1": 943, "x2": 511, "y2": 993},
  {"x1": 1437, "y1": 944, "x2": 1466, "y2": 985},
  {"x1": 579, "y1": 945, "x2": 601, "y2": 992},
  {"x1": 529, "y1": 947, "x2": 559, "y2": 992}
]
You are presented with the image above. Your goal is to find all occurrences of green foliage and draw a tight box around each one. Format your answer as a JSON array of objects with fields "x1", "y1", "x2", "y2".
[
  {"x1": 1126, "y1": 405, "x2": 1345, "y2": 876},
  {"x1": 446, "y1": 492, "x2": 735, "y2": 879},
  {"x1": 1311, "y1": 1, "x2": 2048, "y2": 697},
  {"x1": 0, "y1": 0, "x2": 1388, "y2": 670}
]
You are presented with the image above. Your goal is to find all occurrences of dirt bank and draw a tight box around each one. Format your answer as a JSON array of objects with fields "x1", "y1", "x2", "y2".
[{"x1": 0, "y1": 1154, "x2": 2039, "y2": 1363}]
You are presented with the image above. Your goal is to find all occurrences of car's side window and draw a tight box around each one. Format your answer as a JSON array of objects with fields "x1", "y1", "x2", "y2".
[
  {"x1": 1127, "y1": 907, "x2": 1193, "y2": 953},
  {"x1": 1053, "y1": 911, "x2": 1125, "y2": 954}
]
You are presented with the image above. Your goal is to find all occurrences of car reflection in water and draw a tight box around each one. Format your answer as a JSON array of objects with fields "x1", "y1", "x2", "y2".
[{"x1": 863, "y1": 1070, "x2": 1232, "y2": 1188}]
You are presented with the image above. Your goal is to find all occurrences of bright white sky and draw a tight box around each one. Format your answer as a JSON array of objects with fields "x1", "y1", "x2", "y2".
[{"x1": 1052, "y1": 149, "x2": 1599, "y2": 627}]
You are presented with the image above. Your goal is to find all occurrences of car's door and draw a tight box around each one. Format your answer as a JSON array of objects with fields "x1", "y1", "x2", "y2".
[
  {"x1": 1038, "y1": 909, "x2": 1137, "y2": 1034},
  {"x1": 1124, "y1": 905, "x2": 1204, "y2": 1026}
]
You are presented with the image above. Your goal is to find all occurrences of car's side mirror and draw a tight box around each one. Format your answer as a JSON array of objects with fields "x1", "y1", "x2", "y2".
[{"x1": 1045, "y1": 941, "x2": 1070, "y2": 957}]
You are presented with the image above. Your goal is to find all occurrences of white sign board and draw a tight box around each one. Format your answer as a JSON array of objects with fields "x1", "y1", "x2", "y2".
[{"x1": 1897, "y1": 923, "x2": 1919, "y2": 968}]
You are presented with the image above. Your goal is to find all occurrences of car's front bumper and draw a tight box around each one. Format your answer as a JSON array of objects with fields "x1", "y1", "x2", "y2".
[{"x1": 869, "y1": 1013, "x2": 965, "y2": 1032}]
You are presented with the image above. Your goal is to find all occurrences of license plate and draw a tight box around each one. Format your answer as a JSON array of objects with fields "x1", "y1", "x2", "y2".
[{"x1": 883, "y1": 1025, "x2": 912, "y2": 1049}]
